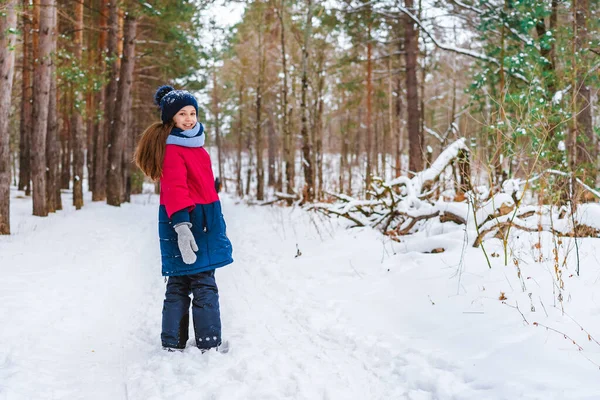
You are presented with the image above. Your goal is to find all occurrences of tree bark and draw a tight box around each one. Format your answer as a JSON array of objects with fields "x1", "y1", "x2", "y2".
[
  {"x1": 340, "y1": 110, "x2": 350, "y2": 193},
  {"x1": 60, "y1": 93, "x2": 71, "y2": 190},
  {"x1": 86, "y1": 85, "x2": 95, "y2": 191},
  {"x1": 94, "y1": 0, "x2": 118, "y2": 201},
  {"x1": 300, "y1": 0, "x2": 314, "y2": 202},
  {"x1": 123, "y1": 93, "x2": 134, "y2": 202},
  {"x1": 0, "y1": 0, "x2": 18, "y2": 234},
  {"x1": 46, "y1": 3, "x2": 60, "y2": 213},
  {"x1": 404, "y1": 0, "x2": 422, "y2": 174},
  {"x1": 245, "y1": 132, "x2": 253, "y2": 197},
  {"x1": 236, "y1": 83, "x2": 244, "y2": 197},
  {"x1": 212, "y1": 62, "x2": 224, "y2": 191},
  {"x1": 387, "y1": 44, "x2": 394, "y2": 179},
  {"x1": 85, "y1": 16, "x2": 96, "y2": 191},
  {"x1": 277, "y1": 2, "x2": 295, "y2": 201},
  {"x1": 267, "y1": 110, "x2": 277, "y2": 187},
  {"x1": 313, "y1": 48, "x2": 325, "y2": 200},
  {"x1": 255, "y1": 15, "x2": 265, "y2": 201},
  {"x1": 71, "y1": 0, "x2": 85, "y2": 209},
  {"x1": 106, "y1": 15, "x2": 136, "y2": 206},
  {"x1": 19, "y1": 0, "x2": 32, "y2": 194},
  {"x1": 395, "y1": 72, "x2": 403, "y2": 176},
  {"x1": 31, "y1": 0, "x2": 54, "y2": 217},
  {"x1": 92, "y1": 0, "x2": 108, "y2": 199},
  {"x1": 365, "y1": 17, "x2": 374, "y2": 191},
  {"x1": 574, "y1": 0, "x2": 595, "y2": 185},
  {"x1": 315, "y1": 84, "x2": 324, "y2": 200}
]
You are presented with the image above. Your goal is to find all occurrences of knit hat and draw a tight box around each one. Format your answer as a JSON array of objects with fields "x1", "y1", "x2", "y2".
[{"x1": 154, "y1": 85, "x2": 199, "y2": 124}]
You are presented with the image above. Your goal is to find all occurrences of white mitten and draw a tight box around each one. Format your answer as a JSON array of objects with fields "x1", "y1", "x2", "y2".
[{"x1": 173, "y1": 223, "x2": 199, "y2": 264}]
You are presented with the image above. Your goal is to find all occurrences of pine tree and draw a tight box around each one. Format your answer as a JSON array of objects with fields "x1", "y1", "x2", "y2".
[{"x1": 0, "y1": 0, "x2": 18, "y2": 234}]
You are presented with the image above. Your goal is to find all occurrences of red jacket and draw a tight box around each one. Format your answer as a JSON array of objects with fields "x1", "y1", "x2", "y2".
[{"x1": 160, "y1": 144, "x2": 219, "y2": 219}]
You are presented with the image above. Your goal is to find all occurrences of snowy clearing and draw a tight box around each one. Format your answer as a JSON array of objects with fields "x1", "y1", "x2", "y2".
[{"x1": 1, "y1": 188, "x2": 600, "y2": 399}]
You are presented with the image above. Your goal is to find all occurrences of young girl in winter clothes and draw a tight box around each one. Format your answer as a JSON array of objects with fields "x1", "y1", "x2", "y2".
[{"x1": 134, "y1": 85, "x2": 233, "y2": 352}]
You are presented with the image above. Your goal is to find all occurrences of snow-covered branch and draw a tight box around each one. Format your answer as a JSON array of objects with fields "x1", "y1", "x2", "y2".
[
  {"x1": 424, "y1": 126, "x2": 443, "y2": 142},
  {"x1": 412, "y1": 138, "x2": 468, "y2": 193},
  {"x1": 312, "y1": 139, "x2": 470, "y2": 235},
  {"x1": 450, "y1": 0, "x2": 484, "y2": 14}
]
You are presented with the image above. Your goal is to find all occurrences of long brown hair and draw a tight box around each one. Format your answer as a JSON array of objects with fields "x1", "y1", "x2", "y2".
[{"x1": 134, "y1": 121, "x2": 174, "y2": 181}]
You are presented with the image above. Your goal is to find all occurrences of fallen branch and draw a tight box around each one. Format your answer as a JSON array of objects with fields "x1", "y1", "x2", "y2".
[
  {"x1": 259, "y1": 192, "x2": 300, "y2": 206},
  {"x1": 473, "y1": 219, "x2": 600, "y2": 248},
  {"x1": 311, "y1": 206, "x2": 366, "y2": 228},
  {"x1": 474, "y1": 220, "x2": 540, "y2": 248},
  {"x1": 312, "y1": 139, "x2": 469, "y2": 236},
  {"x1": 440, "y1": 211, "x2": 466, "y2": 225},
  {"x1": 394, "y1": 211, "x2": 440, "y2": 236}
]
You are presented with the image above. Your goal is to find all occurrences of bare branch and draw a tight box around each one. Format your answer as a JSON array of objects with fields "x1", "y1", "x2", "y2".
[
  {"x1": 374, "y1": 6, "x2": 530, "y2": 84},
  {"x1": 449, "y1": 0, "x2": 483, "y2": 14}
]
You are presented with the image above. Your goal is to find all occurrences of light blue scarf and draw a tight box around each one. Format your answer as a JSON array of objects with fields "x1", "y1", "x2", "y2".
[{"x1": 166, "y1": 122, "x2": 205, "y2": 148}]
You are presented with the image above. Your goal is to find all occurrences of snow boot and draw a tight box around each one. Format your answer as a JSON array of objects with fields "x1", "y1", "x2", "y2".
[{"x1": 199, "y1": 340, "x2": 229, "y2": 354}]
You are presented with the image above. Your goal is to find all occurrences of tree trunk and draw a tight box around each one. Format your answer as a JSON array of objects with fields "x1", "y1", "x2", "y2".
[
  {"x1": 85, "y1": 25, "x2": 96, "y2": 191},
  {"x1": 71, "y1": 0, "x2": 84, "y2": 209},
  {"x1": 315, "y1": 53, "x2": 325, "y2": 200},
  {"x1": 92, "y1": 0, "x2": 108, "y2": 200},
  {"x1": 300, "y1": 0, "x2": 314, "y2": 202},
  {"x1": 278, "y1": 2, "x2": 294, "y2": 201},
  {"x1": 236, "y1": 84, "x2": 244, "y2": 197},
  {"x1": 212, "y1": 62, "x2": 224, "y2": 191},
  {"x1": 245, "y1": 132, "x2": 253, "y2": 197},
  {"x1": 350, "y1": 107, "x2": 363, "y2": 195},
  {"x1": 94, "y1": 0, "x2": 118, "y2": 201},
  {"x1": 86, "y1": 86, "x2": 95, "y2": 192},
  {"x1": 404, "y1": 0, "x2": 422, "y2": 174},
  {"x1": 340, "y1": 110, "x2": 350, "y2": 193},
  {"x1": 106, "y1": 15, "x2": 136, "y2": 206},
  {"x1": 550, "y1": 0, "x2": 557, "y2": 69},
  {"x1": 419, "y1": 48, "x2": 426, "y2": 162},
  {"x1": 365, "y1": 20, "x2": 373, "y2": 191},
  {"x1": 267, "y1": 110, "x2": 277, "y2": 187},
  {"x1": 310, "y1": 93, "x2": 317, "y2": 198},
  {"x1": 46, "y1": 3, "x2": 60, "y2": 213},
  {"x1": 0, "y1": 0, "x2": 18, "y2": 234},
  {"x1": 395, "y1": 73, "x2": 403, "y2": 176},
  {"x1": 574, "y1": 0, "x2": 595, "y2": 185},
  {"x1": 255, "y1": 76, "x2": 264, "y2": 200},
  {"x1": 492, "y1": 5, "x2": 506, "y2": 186},
  {"x1": 123, "y1": 93, "x2": 134, "y2": 202},
  {"x1": 255, "y1": 18, "x2": 265, "y2": 201},
  {"x1": 31, "y1": 0, "x2": 54, "y2": 217},
  {"x1": 387, "y1": 45, "x2": 394, "y2": 179},
  {"x1": 316, "y1": 97, "x2": 324, "y2": 200},
  {"x1": 19, "y1": 0, "x2": 32, "y2": 194},
  {"x1": 60, "y1": 94, "x2": 71, "y2": 190}
]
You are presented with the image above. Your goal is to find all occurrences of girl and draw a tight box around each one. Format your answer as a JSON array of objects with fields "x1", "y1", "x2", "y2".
[{"x1": 134, "y1": 85, "x2": 233, "y2": 352}]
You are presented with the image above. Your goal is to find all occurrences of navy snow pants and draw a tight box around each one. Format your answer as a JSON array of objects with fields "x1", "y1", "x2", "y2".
[{"x1": 161, "y1": 270, "x2": 221, "y2": 350}]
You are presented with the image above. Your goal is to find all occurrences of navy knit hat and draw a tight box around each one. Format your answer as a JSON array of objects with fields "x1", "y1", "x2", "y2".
[{"x1": 154, "y1": 85, "x2": 199, "y2": 124}]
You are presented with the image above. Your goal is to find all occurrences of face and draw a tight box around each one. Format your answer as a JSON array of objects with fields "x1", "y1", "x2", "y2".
[{"x1": 172, "y1": 105, "x2": 197, "y2": 130}]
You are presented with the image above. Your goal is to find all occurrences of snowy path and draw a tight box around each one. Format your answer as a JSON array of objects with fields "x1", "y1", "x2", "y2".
[{"x1": 2, "y1": 191, "x2": 600, "y2": 399}]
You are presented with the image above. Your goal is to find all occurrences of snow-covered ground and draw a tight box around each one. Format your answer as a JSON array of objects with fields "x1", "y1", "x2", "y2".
[{"x1": 2, "y1": 187, "x2": 600, "y2": 399}]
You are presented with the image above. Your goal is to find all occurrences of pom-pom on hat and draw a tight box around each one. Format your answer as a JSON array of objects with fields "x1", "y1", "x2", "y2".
[{"x1": 154, "y1": 85, "x2": 199, "y2": 124}]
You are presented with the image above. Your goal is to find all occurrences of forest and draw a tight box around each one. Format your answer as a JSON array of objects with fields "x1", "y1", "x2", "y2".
[{"x1": 0, "y1": 0, "x2": 599, "y2": 242}]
